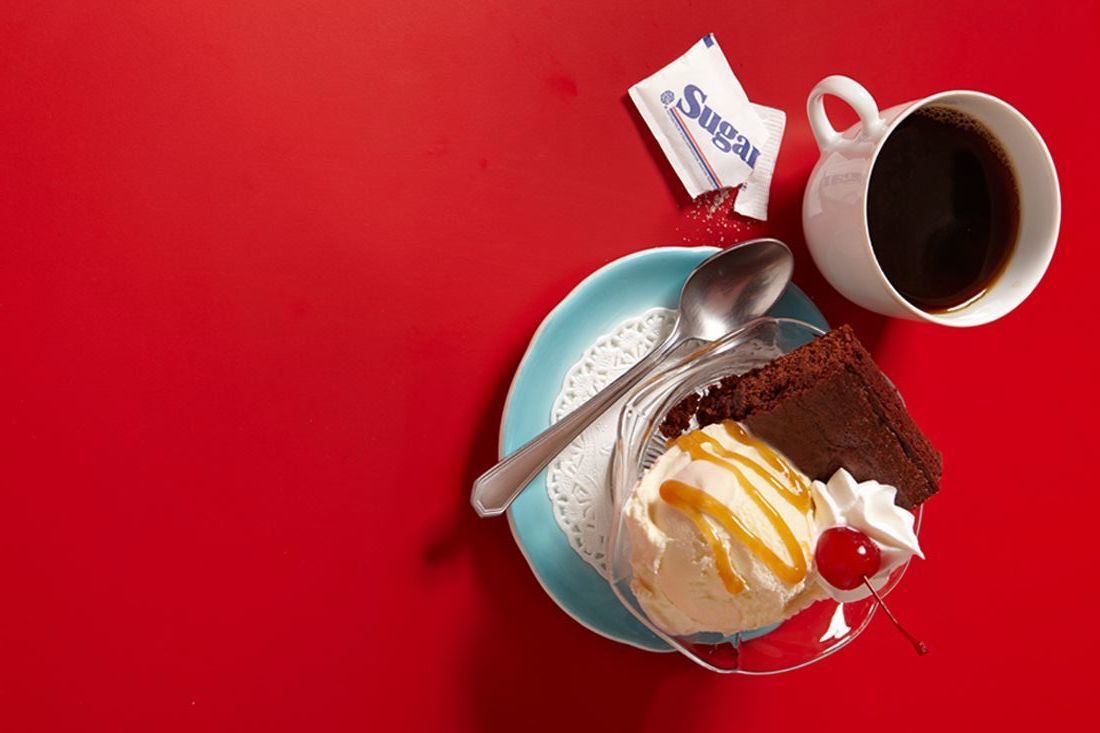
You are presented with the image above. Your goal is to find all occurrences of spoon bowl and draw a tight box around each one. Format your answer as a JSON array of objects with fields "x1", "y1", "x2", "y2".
[{"x1": 674, "y1": 239, "x2": 795, "y2": 343}]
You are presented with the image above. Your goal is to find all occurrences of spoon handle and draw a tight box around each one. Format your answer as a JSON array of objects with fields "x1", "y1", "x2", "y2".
[{"x1": 470, "y1": 334, "x2": 681, "y2": 517}]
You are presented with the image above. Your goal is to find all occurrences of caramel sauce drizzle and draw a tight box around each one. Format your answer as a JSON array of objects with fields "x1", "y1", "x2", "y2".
[
  {"x1": 658, "y1": 422, "x2": 810, "y2": 593},
  {"x1": 659, "y1": 481, "x2": 747, "y2": 595},
  {"x1": 720, "y1": 421, "x2": 812, "y2": 512}
]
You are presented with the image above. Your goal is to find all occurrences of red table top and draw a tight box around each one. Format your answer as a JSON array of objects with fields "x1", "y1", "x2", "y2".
[{"x1": 3, "y1": 1, "x2": 1098, "y2": 730}]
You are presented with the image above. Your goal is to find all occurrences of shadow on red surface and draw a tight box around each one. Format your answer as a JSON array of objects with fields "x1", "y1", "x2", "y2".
[{"x1": 421, "y1": 344, "x2": 716, "y2": 731}]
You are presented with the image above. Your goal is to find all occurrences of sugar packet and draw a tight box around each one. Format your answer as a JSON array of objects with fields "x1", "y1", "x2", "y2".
[{"x1": 629, "y1": 35, "x2": 768, "y2": 199}]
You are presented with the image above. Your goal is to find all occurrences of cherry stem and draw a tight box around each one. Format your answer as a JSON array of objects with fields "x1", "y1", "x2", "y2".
[{"x1": 862, "y1": 577, "x2": 928, "y2": 656}]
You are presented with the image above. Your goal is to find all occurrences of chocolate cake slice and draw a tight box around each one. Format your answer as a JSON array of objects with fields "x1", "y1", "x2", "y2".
[{"x1": 661, "y1": 325, "x2": 942, "y2": 509}]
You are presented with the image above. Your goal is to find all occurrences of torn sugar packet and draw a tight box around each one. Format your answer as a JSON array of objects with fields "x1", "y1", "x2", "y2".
[
  {"x1": 628, "y1": 35, "x2": 767, "y2": 196},
  {"x1": 629, "y1": 34, "x2": 783, "y2": 220}
]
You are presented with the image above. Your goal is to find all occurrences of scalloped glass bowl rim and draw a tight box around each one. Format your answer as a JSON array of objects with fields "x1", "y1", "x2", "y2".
[{"x1": 606, "y1": 316, "x2": 922, "y2": 674}]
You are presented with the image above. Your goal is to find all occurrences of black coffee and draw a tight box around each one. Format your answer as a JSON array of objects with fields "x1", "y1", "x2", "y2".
[{"x1": 867, "y1": 106, "x2": 1019, "y2": 312}]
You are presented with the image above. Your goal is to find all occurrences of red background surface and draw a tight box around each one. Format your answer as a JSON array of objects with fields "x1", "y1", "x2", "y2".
[{"x1": 2, "y1": 1, "x2": 1097, "y2": 730}]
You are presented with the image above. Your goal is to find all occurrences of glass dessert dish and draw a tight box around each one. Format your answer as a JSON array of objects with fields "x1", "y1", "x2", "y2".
[{"x1": 608, "y1": 317, "x2": 922, "y2": 674}]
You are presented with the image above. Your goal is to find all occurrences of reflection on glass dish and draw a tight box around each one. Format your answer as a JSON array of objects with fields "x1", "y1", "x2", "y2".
[{"x1": 608, "y1": 318, "x2": 926, "y2": 674}]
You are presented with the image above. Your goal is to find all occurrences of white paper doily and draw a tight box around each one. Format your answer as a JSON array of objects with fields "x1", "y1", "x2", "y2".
[{"x1": 545, "y1": 307, "x2": 677, "y2": 576}]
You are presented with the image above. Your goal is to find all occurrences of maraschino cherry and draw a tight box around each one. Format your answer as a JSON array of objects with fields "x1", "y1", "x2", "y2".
[{"x1": 815, "y1": 526, "x2": 928, "y2": 656}]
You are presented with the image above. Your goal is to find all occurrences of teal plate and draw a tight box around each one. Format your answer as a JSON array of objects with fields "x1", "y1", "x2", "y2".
[{"x1": 501, "y1": 246, "x2": 829, "y2": 651}]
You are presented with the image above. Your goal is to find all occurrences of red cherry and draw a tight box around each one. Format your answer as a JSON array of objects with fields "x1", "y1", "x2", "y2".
[
  {"x1": 815, "y1": 525, "x2": 928, "y2": 656},
  {"x1": 815, "y1": 526, "x2": 882, "y2": 590}
]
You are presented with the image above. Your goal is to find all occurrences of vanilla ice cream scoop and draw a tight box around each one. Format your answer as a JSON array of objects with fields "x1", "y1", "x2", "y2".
[{"x1": 623, "y1": 421, "x2": 826, "y2": 637}]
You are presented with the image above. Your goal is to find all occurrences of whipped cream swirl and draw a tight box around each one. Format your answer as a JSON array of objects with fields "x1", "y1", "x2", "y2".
[{"x1": 811, "y1": 469, "x2": 923, "y2": 602}]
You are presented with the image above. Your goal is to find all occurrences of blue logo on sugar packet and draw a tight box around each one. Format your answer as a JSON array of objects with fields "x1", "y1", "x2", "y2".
[{"x1": 661, "y1": 84, "x2": 762, "y2": 188}]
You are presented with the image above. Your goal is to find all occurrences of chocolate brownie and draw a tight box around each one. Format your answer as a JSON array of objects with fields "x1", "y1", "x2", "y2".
[{"x1": 660, "y1": 325, "x2": 941, "y2": 509}]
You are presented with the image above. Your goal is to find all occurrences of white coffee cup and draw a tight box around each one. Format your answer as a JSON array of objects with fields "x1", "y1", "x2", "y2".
[{"x1": 802, "y1": 75, "x2": 1060, "y2": 327}]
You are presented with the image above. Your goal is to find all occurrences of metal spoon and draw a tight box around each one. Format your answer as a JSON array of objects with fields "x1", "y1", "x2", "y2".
[{"x1": 470, "y1": 239, "x2": 794, "y2": 517}]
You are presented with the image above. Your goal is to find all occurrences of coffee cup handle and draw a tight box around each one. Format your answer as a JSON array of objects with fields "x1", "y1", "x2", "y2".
[{"x1": 807, "y1": 76, "x2": 887, "y2": 151}]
